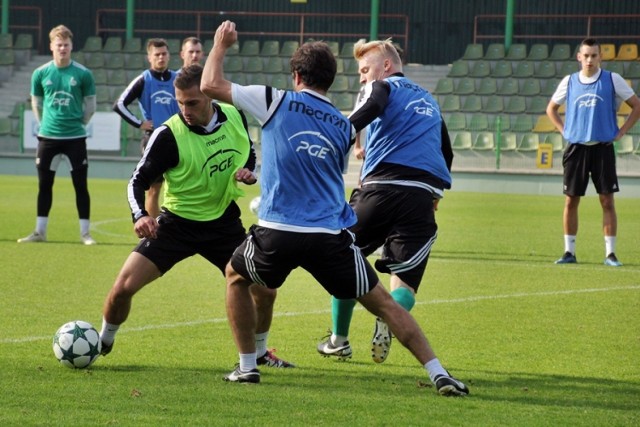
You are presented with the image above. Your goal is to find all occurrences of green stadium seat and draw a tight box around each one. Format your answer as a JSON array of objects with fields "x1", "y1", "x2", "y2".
[
  {"x1": 489, "y1": 115, "x2": 510, "y2": 132},
  {"x1": 505, "y1": 96, "x2": 526, "y2": 113},
  {"x1": 447, "y1": 60, "x2": 468, "y2": 77},
  {"x1": 13, "y1": 33, "x2": 33, "y2": 65},
  {"x1": 544, "y1": 133, "x2": 565, "y2": 152},
  {"x1": 513, "y1": 61, "x2": 534, "y2": 78},
  {"x1": 541, "y1": 78, "x2": 561, "y2": 96},
  {"x1": 269, "y1": 73, "x2": 290, "y2": 90},
  {"x1": 264, "y1": 56, "x2": 284, "y2": 74},
  {"x1": 452, "y1": 131, "x2": 472, "y2": 150},
  {"x1": 345, "y1": 58, "x2": 359, "y2": 75},
  {"x1": 520, "y1": 79, "x2": 541, "y2": 96},
  {"x1": 103, "y1": 36, "x2": 123, "y2": 53},
  {"x1": 165, "y1": 38, "x2": 181, "y2": 54},
  {"x1": 472, "y1": 132, "x2": 495, "y2": 150},
  {"x1": 168, "y1": 55, "x2": 182, "y2": 71},
  {"x1": 527, "y1": 44, "x2": 549, "y2": 61},
  {"x1": 108, "y1": 69, "x2": 128, "y2": 87},
  {"x1": 476, "y1": 77, "x2": 497, "y2": 95},
  {"x1": 123, "y1": 37, "x2": 142, "y2": 53},
  {"x1": 529, "y1": 96, "x2": 550, "y2": 114},
  {"x1": 511, "y1": 115, "x2": 534, "y2": 133},
  {"x1": 244, "y1": 57, "x2": 264, "y2": 73},
  {"x1": 461, "y1": 95, "x2": 482, "y2": 112},
  {"x1": 224, "y1": 56, "x2": 244, "y2": 73},
  {"x1": 248, "y1": 73, "x2": 268, "y2": 85},
  {"x1": 625, "y1": 61, "x2": 640, "y2": 79},
  {"x1": 628, "y1": 120, "x2": 640, "y2": 135},
  {"x1": 333, "y1": 92, "x2": 354, "y2": 111},
  {"x1": 461, "y1": 43, "x2": 484, "y2": 60},
  {"x1": 505, "y1": 43, "x2": 527, "y2": 61},
  {"x1": 92, "y1": 68, "x2": 108, "y2": 85},
  {"x1": 83, "y1": 36, "x2": 103, "y2": 52},
  {"x1": 453, "y1": 77, "x2": 475, "y2": 95},
  {"x1": 497, "y1": 132, "x2": 517, "y2": 151},
  {"x1": 330, "y1": 75, "x2": 350, "y2": 92},
  {"x1": 104, "y1": 52, "x2": 126, "y2": 69},
  {"x1": 124, "y1": 53, "x2": 145, "y2": 70},
  {"x1": 484, "y1": 95, "x2": 504, "y2": 113},
  {"x1": 614, "y1": 135, "x2": 634, "y2": 155},
  {"x1": 440, "y1": 94, "x2": 461, "y2": 112},
  {"x1": 95, "y1": 86, "x2": 112, "y2": 106},
  {"x1": 0, "y1": 117, "x2": 11, "y2": 135},
  {"x1": 517, "y1": 133, "x2": 540, "y2": 151},
  {"x1": 326, "y1": 41, "x2": 340, "y2": 57},
  {"x1": 549, "y1": 44, "x2": 571, "y2": 61},
  {"x1": 71, "y1": 51, "x2": 85, "y2": 64},
  {"x1": 496, "y1": 77, "x2": 519, "y2": 96},
  {"x1": 0, "y1": 33, "x2": 13, "y2": 49},
  {"x1": 335, "y1": 58, "x2": 345, "y2": 74},
  {"x1": 484, "y1": 43, "x2": 505, "y2": 60},
  {"x1": 433, "y1": 78, "x2": 454, "y2": 95},
  {"x1": 227, "y1": 72, "x2": 248, "y2": 86},
  {"x1": 339, "y1": 41, "x2": 355, "y2": 58},
  {"x1": 602, "y1": 61, "x2": 624, "y2": 75},
  {"x1": 491, "y1": 61, "x2": 512, "y2": 78},
  {"x1": 280, "y1": 40, "x2": 299, "y2": 57},
  {"x1": 240, "y1": 40, "x2": 260, "y2": 56},
  {"x1": 444, "y1": 112, "x2": 466, "y2": 131},
  {"x1": 86, "y1": 52, "x2": 105, "y2": 69},
  {"x1": 260, "y1": 40, "x2": 280, "y2": 56},
  {"x1": 534, "y1": 61, "x2": 557, "y2": 79},
  {"x1": 557, "y1": 61, "x2": 579, "y2": 77},
  {"x1": 469, "y1": 60, "x2": 491, "y2": 78},
  {"x1": 469, "y1": 113, "x2": 490, "y2": 131}
]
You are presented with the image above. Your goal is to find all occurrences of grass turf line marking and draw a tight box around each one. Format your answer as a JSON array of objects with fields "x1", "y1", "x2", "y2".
[{"x1": 2, "y1": 285, "x2": 638, "y2": 344}]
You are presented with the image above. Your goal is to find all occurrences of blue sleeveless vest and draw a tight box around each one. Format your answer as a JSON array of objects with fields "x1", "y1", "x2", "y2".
[{"x1": 139, "y1": 69, "x2": 180, "y2": 127}]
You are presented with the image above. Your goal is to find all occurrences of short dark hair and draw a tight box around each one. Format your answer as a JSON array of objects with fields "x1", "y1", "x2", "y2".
[
  {"x1": 290, "y1": 41, "x2": 336, "y2": 91},
  {"x1": 174, "y1": 63, "x2": 203, "y2": 90},
  {"x1": 580, "y1": 38, "x2": 600, "y2": 52},
  {"x1": 182, "y1": 37, "x2": 202, "y2": 48},
  {"x1": 147, "y1": 38, "x2": 168, "y2": 51}
]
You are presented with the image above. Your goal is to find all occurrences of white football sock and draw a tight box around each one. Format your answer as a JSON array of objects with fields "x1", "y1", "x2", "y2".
[
  {"x1": 605, "y1": 236, "x2": 616, "y2": 256},
  {"x1": 80, "y1": 219, "x2": 91, "y2": 236},
  {"x1": 425, "y1": 358, "x2": 448, "y2": 383},
  {"x1": 331, "y1": 333, "x2": 348, "y2": 346},
  {"x1": 239, "y1": 352, "x2": 257, "y2": 371},
  {"x1": 99, "y1": 318, "x2": 120, "y2": 345},
  {"x1": 564, "y1": 235, "x2": 576, "y2": 254},
  {"x1": 255, "y1": 331, "x2": 268, "y2": 358},
  {"x1": 36, "y1": 216, "x2": 48, "y2": 235}
]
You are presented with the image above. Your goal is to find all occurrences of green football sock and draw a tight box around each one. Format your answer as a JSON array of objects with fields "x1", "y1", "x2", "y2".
[
  {"x1": 391, "y1": 287, "x2": 415, "y2": 311},
  {"x1": 331, "y1": 297, "x2": 356, "y2": 337}
]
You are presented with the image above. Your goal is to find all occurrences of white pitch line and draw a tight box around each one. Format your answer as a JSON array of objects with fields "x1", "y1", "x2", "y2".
[
  {"x1": 90, "y1": 218, "x2": 133, "y2": 238},
  {"x1": 2, "y1": 285, "x2": 638, "y2": 345}
]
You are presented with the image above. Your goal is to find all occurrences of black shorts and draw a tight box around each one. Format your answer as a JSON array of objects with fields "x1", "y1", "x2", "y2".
[
  {"x1": 349, "y1": 184, "x2": 437, "y2": 291},
  {"x1": 134, "y1": 204, "x2": 246, "y2": 275},
  {"x1": 562, "y1": 143, "x2": 619, "y2": 196},
  {"x1": 36, "y1": 137, "x2": 88, "y2": 172},
  {"x1": 229, "y1": 225, "x2": 379, "y2": 299}
]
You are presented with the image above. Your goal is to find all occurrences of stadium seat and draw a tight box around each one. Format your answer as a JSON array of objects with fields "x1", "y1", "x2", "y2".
[
  {"x1": 330, "y1": 75, "x2": 350, "y2": 92},
  {"x1": 86, "y1": 52, "x2": 105, "y2": 69},
  {"x1": 519, "y1": 79, "x2": 541, "y2": 96},
  {"x1": 0, "y1": 33, "x2": 13, "y2": 49},
  {"x1": 447, "y1": 60, "x2": 469, "y2": 77},
  {"x1": 103, "y1": 36, "x2": 123, "y2": 53},
  {"x1": 260, "y1": 40, "x2": 280, "y2": 57},
  {"x1": 625, "y1": 61, "x2": 640, "y2": 79},
  {"x1": 280, "y1": 40, "x2": 299, "y2": 57},
  {"x1": 628, "y1": 121, "x2": 640, "y2": 135},
  {"x1": 165, "y1": 38, "x2": 181, "y2": 54},
  {"x1": 549, "y1": 44, "x2": 571, "y2": 61},
  {"x1": 496, "y1": 78, "x2": 519, "y2": 96},
  {"x1": 452, "y1": 131, "x2": 472, "y2": 150},
  {"x1": 248, "y1": 73, "x2": 268, "y2": 85},
  {"x1": 264, "y1": 56, "x2": 284, "y2": 74},
  {"x1": 461, "y1": 43, "x2": 484, "y2": 60},
  {"x1": 541, "y1": 78, "x2": 561, "y2": 96},
  {"x1": 326, "y1": 41, "x2": 340, "y2": 57},
  {"x1": 534, "y1": 61, "x2": 557, "y2": 79},
  {"x1": 497, "y1": 132, "x2": 517, "y2": 151},
  {"x1": 270, "y1": 73, "x2": 290, "y2": 90},
  {"x1": 345, "y1": 58, "x2": 359, "y2": 75},
  {"x1": 332, "y1": 93, "x2": 354, "y2": 111},
  {"x1": 461, "y1": 95, "x2": 482, "y2": 112},
  {"x1": 527, "y1": 44, "x2": 549, "y2": 61},
  {"x1": 71, "y1": 51, "x2": 86, "y2": 64},
  {"x1": 484, "y1": 95, "x2": 504, "y2": 113},
  {"x1": 618, "y1": 101, "x2": 632, "y2": 115},
  {"x1": 472, "y1": 132, "x2": 495, "y2": 150},
  {"x1": 0, "y1": 117, "x2": 11, "y2": 135},
  {"x1": 557, "y1": 61, "x2": 579, "y2": 77},
  {"x1": 440, "y1": 95, "x2": 461, "y2": 112},
  {"x1": 168, "y1": 55, "x2": 182, "y2": 70},
  {"x1": 245, "y1": 57, "x2": 264, "y2": 73},
  {"x1": 517, "y1": 133, "x2": 540, "y2": 152},
  {"x1": 505, "y1": 43, "x2": 527, "y2": 61},
  {"x1": 123, "y1": 37, "x2": 142, "y2": 53},
  {"x1": 468, "y1": 113, "x2": 489, "y2": 131},
  {"x1": 104, "y1": 52, "x2": 126, "y2": 69},
  {"x1": 227, "y1": 72, "x2": 248, "y2": 86},
  {"x1": 614, "y1": 135, "x2": 634, "y2": 155},
  {"x1": 469, "y1": 60, "x2": 491, "y2": 78},
  {"x1": 476, "y1": 77, "x2": 497, "y2": 95},
  {"x1": 529, "y1": 96, "x2": 550, "y2": 114},
  {"x1": 511, "y1": 115, "x2": 534, "y2": 133},
  {"x1": 615, "y1": 43, "x2": 638, "y2": 61},
  {"x1": 349, "y1": 77, "x2": 362, "y2": 93},
  {"x1": 513, "y1": 61, "x2": 534, "y2": 78},
  {"x1": 484, "y1": 43, "x2": 505, "y2": 60},
  {"x1": 95, "y1": 86, "x2": 112, "y2": 106},
  {"x1": 600, "y1": 44, "x2": 616, "y2": 61},
  {"x1": 108, "y1": 69, "x2": 128, "y2": 87},
  {"x1": 124, "y1": 53, "x2": 145, "y2": 70},
  {"x1": 433, "y1": 78, "x2": 454, "y2": 95},
  {"x1": 444, "y1": 112, "x2": 466, "y2": 131},
  {"x1": 544, "y1": 133, "x2": 565, "y2": 152},
  {"x1": 224, "y1": 56, "x2": 244, "y2": 73},
  {"x1": 92, "y1": 68, "x2": 108, "y2": 85},
  {"x1": 339, "y1": 41, "x2": 355, "y2": 58},
  {"x1": 83, "y1": 36, "x2": 103, "y2": 52},
  {"x1": 489, "y1": 115, "x2": 510, "y2": 132},
  {"x1": 240, "y1": 40, "x2": 260, "y2": 56},
  {"x1": 491, "y1": 61, "x2": 512, "y2": 78},
  {"x1": 453, "y1": 77, "x2": 475, "y2": 95},
  {"x1": 504, "y1": 96, "x2": 526, "y2": 113},
  {"x1": 532, "y1": 115, "x2": 556, "y2": 133},
  {"x1": 335, "y1": 58, "x2": 345, "y2": 74},
  {"x1": 602, "y1": 61, "x2": 624, "y2": 76},
  {"x1": 13, "y1": 33, "x2": 33, "y2": 64}
]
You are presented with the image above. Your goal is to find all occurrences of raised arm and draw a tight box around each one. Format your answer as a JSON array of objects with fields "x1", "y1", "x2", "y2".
[{"x1": 201, "y1": 20, "x2": 237, "y2": 103}]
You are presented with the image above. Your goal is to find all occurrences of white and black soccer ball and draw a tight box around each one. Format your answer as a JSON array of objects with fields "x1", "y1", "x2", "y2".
[
  {"x1": 249, "y1": 196, "x2": 261, "y2": 215},
  {"x1": 52, "y1": 320, "x2": 102, "y2": 369}
]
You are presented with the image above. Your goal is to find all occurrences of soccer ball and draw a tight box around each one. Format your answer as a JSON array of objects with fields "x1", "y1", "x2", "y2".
[
  {"x1": 249, "y1": 196, "x2": 261, "y2": 215},
  {"x1": 52, "y1": 320, "x2": 102, "y2": 369}
]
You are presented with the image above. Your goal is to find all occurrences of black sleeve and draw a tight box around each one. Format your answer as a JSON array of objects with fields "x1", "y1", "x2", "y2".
[
  {"x1": 348, "y1": 80, "x2": 390, "y2": 133},
  {"x1": 113, "y1": 75, "x2": 145, "y2": 128},
  {"x1": 440, "y1": 119, "x2": 454, "y2": 172},
  {"x1": 128, "y1": 126, "x2": 179, "y2": 221}
]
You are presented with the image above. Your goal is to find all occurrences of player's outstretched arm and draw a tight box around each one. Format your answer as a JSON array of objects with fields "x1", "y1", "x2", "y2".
[{"x1": 201, "y1": 20, "x2": 236, "y2": 104}]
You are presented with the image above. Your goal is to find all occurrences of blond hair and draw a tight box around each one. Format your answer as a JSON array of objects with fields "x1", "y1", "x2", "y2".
[
  {"x1": 49, "y1": 25, "x2": 73, "y2": 42},
  {"x1": 353, "y1": 38, "x2": 402, "y2": 66}
]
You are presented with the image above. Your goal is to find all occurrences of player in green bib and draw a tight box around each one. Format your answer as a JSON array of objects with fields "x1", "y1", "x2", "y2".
[{"x1": 99, "y1": 64, "x2": 293, "y2": 368}]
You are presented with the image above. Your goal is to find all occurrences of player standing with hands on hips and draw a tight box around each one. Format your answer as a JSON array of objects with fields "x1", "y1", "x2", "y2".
[
  {"x1": 18, "y1": 25, "x2": 97, "y2": 245},
  {"x1": 201, "y1": 20, "x2": 467, "y2": 396},
  {"x1": 547, "y1": 38, "x2": 640, "y2": 266}
]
